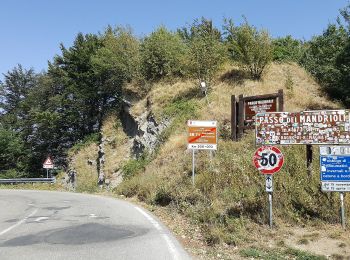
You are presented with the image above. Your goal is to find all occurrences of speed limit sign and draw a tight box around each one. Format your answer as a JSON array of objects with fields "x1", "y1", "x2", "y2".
[{"x1": 253, "y1": 146, "x2": 284, "y2": 174}]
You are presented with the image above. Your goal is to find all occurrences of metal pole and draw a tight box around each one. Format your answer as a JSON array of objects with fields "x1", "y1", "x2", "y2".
[
  {"x1": 231, "y1": 95, "x2": 237, "y2": 141},
  {"x1": 269, "y1": 192, "x2": 273, "y2": 228},
  {"x1": 192, "y1": 149, "x2": 195, "y2": 186},
  {"x1": 46, "y1": 169, "x2": 48, "y2": 179},
  {"x1": 340, "y1": 192, "x2": 346, "y2": 229},
  {"x1": 306, "y1": 145, "x2": 313, "y2": 177}
]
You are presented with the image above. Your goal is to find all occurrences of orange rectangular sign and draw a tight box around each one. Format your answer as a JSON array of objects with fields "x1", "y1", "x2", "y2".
[{"x1": 188, "y1": 120, "x2": 217, "y2": 150}]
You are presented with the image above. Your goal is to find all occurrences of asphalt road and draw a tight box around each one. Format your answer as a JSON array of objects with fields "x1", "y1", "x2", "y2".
[{"x1": 0, "y1": 190, "x2": 191, "y2": 260}]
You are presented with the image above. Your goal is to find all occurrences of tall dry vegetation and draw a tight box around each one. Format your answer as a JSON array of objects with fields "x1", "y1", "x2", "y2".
[{"x1": 114, "y1": 62, "x2": 342, "y2": 246}]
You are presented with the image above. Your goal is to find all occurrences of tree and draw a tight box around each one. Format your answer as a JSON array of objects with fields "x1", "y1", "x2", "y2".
[
  {"x1": 48, "y1": 33, "x2": 105, "y2": 136},
  {"x1": 0, "y1": 126, "x2": 28, "y2": 177},
  {"x1": 180, "y1": 17, "x2": 226, "y2": 84},
  {"x1": 141, "y1": 26, "x2": 188, "y2": 80},
  {"x1": 224, "y1": 18, "x2": 273, "y2": 79},
  {"x1": 93, "y1": 26, "x2": 142, "y2": 84},
  {"x1": 272, "y1": 35, "x2": 305, "y2": 62},
  {"x1": 300, "y1": 24, "x2": 348, "y2": 102},
  {"x1": 0, "y1": 65, "x2": 37, "y2": 114},
  {"x1": 0, "y1": 65, "x2": 38, "y2": 136}
]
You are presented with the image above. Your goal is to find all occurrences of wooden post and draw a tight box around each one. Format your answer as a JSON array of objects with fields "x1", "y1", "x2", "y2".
[
  {"x1": 306, "y1": 144, "x2": 313, "y2": 177},
  {"x1": 238, "y1": 94, "x2": 244, "y2": 139},
  {"x1": 231, "y1": 95, "x2": 237, "y2": 141},
  {"x1": 278, "y1": 89, "x2": 284, "y2": 111}
]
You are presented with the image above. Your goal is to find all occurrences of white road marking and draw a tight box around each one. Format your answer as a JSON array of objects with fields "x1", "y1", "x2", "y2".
[
  {"x1": 35, "y1": 217, "x2": 49, "y2": 222},
  {"x1": 89, "y1": 214, "x2": 97, "y2": 218},
  {"x1": 0, "y1": 208, "x2": 38, "y2": 236},
  {"x1": 135, "y1": 206, "x2": 180, "y2": 260}
]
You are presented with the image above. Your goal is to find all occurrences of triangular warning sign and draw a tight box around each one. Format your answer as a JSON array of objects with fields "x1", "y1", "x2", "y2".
[{"x1": 43, "y1": 157, "x2": 53, "y2": 165}]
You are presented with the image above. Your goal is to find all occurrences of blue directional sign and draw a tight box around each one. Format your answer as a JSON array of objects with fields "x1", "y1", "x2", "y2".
[{"x1": 320, "y1": 155, "x2": 350, "y2": 181}]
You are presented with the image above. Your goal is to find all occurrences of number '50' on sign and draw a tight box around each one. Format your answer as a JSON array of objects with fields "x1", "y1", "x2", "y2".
[{"x1": 253, "y1": 146, "x2": 284, "y2": 174}]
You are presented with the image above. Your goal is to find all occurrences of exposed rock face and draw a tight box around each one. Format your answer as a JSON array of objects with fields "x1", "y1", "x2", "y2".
[
  {"x1": 132, "y1": 112, "x2": 170, "y2": 158},
  {"x1": 97, "y1": 140, "x2": 105, "y2": 186},
  {"x1": 120, "y1": 99, "x2": 170, "y2": 158},
  {"x1": 91, "y1": 98, "x2": 170, "y2": 189},
  {"x1": 119, "y1": 99, "x2": 138, "y2": 137}
]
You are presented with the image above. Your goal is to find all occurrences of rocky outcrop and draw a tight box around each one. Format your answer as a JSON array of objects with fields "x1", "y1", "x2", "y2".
[
  {"x1": 120, "y1": 99, "x2": 170, "y2": 158},
  {"x1": 97, "y1": 139, "x2": 105, "y2": 186},
  {"x1": 132, "y1": 112, "x2": 170, "y2": 158}
]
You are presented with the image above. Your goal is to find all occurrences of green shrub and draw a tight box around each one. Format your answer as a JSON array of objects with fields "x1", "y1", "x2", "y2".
[
  {"x1": 0, "y1": 127, "x2": 29, "y2": 175},
  {"x1": 224, "y1": 18, "x2": 273, "y2": 79},
  {"x1": 273, "y1": 35, "x2": 305, "y2": 62},
  {"x1": 0, "y1": 169, "x2": 26, "y2": 179},
  {"x1": 153, "y1": 186, "x2": 173, "y2": 206},
  {"x1": 122, "y1": 154, "x2": 149, "y2": 180},
  {"x1": 141, "y1": 26, "x2": 188, "y2": 80},
  {"x1": 239, "y1": 247, "x2": 327, "y2": 259},
  {"x1": 93, "y1": 26, "x2": 142, "y2": 84},
  {"x1": 180, "y1": 17, "x2": 226, "y2": 83}
]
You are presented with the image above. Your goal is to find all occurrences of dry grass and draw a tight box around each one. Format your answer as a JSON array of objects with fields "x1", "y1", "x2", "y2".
[
  {"x1": 101, "y1": 115, "x2": 130, "y2": 180},
  {"x1": 69, "y1": 143, "x2": 98, "y2": 192},
  {"x1": 131, "y1": 79, "x2": 199, "y2": 119},
  {"x1": 115, "y1": 62, "x2": 348, "y2": 249},
  {"x1": 119, "y1": 63, "x2": 342, "y2": 201},
  {"x1": 71, "y1": 62, "x2": 347, "y2": 258},
  {"x1": 203, "y1": 62, "x2": 339, "y2": 123}
]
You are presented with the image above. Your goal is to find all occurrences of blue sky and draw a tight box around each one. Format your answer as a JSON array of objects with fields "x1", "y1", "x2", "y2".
[{"x1": 0, "y1": 0, "x2": 348, "y2": 79}]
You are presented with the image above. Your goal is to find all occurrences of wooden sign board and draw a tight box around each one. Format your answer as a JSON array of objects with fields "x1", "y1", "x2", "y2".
[
  {"x1": 232, "y1": 90, "x2": 284, "y2": 141},
  {"x1": 188, "y1": 120, "x2": 217, "y2": 150},
  {"x1": 256, "y1": 110, "x2": 350, "y2": 145}
]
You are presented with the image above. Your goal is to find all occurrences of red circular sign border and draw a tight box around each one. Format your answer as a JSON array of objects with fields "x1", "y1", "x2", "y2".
[{"x1": 253, "y1": 146, "x2": 284, "y2": 174}]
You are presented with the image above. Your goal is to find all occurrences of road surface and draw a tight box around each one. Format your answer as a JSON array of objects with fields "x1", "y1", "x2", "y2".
[{"x1": 0, "y1": 190, "x2": 191, "y2": 260}]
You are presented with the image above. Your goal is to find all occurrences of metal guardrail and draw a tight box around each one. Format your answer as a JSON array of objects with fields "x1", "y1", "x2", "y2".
[{"x1": 0, "y1": 178, "x2": 56, "y2": 184}]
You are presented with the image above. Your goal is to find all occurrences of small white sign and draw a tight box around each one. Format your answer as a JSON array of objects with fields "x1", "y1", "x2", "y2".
[
  {"x1": 188, "y1": 144, "x2": 217, "y2": 150},
  {"x1": 320, "y1": 146, "x2": 350, "y2": 156},
  {"x1": 265, "y1": 175, "x2": 273, "y2": 192},
  {"x1": 187, "y1": 120, "x2": 217, "y2": 127},
  {"x1": 322, "y1": 182, "x2": 350, "y2": 192}
]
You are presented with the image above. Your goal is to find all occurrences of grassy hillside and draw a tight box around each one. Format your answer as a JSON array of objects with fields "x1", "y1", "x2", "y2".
[{"x1": 70, "y1": 62, "x2": 348, "y2": 258}]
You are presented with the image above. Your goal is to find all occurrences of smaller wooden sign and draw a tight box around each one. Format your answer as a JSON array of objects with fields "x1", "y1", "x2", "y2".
[{"x1": 232, "y1": 89, "x2": 284, "y2": 140}]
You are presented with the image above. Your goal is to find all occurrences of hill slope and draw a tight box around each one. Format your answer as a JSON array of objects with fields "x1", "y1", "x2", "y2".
[{"x1": 70, "y1": 62, "x2": 349, "y2": 259}]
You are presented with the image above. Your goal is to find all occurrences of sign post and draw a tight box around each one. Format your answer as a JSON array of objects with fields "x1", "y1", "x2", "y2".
[
  {"x1": 268, "y1": 192, "x2": 273, "y2": 228},
  {"x1": 266, "y1": 174, "x2": 273, "y2": 228},
  {"x1": 340, "y1": 192, "x2": 345, "y2": 229},
  {"x1": 192, "y1": 149, "x2": 195, "y2": 186},
  {"x1": 253, "y1": 146, "x2": 284, "y2": 228},
  {"x1": 320, "y1": 145, "x2": 350, "y2": 229},
  {"x1": 188, "y1": 120, "x2": 217, "y2": 186},
  {"x1": 43, "y1": 157, "x2": 54, "y2": 179}
]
